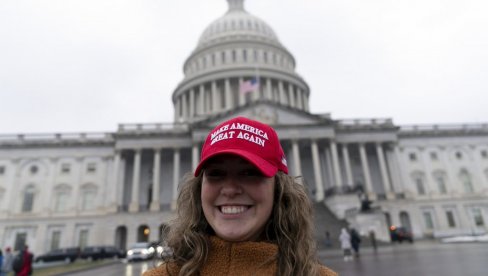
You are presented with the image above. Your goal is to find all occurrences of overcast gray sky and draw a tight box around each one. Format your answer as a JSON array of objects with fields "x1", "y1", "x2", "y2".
[{"x1": 1, "y1": 0, "x2": 487, "y2": 134}]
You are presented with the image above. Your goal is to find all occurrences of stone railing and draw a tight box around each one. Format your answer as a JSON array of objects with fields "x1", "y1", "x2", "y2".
[
  {"x1": 117, "y1": 123, "x2": 189, "y2": 133},
  {"x1": 400, "y1": 123, "x2": 488, "y2": 136},
  {"x1": 336, "y1": 118, "x2": 395, "y2": 129},
  {"x1": 0, "y1": 132, "x2": 114, "y2": 145}
]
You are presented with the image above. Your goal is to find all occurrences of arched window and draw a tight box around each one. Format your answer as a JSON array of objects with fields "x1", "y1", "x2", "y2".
[
  {"x1": 22, "y1": 185, "x2": 36, "y2": 212},
  {"x1": 459, "y1": 169, "x2": 474, "y2": 193},
  {"x1": 411, "y1": 171, "x2": 426, "y2": 195},
  {"x1": 53, "y1": 184, "x2": 72, "y2": 212},
  {"x1": 432, "y1": 170, "x2": 448, "y2": 194},
  {"x1": 399, "y1": 211, "x2": 412, "y2": 230},
  {"x1": 80, "y1": 184, "x2": 98, "y2": 211}
]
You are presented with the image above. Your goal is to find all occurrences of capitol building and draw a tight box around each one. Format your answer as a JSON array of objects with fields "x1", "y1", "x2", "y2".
[{"x1": 1, "y1": 0, "x2": 487, "y2": 255}]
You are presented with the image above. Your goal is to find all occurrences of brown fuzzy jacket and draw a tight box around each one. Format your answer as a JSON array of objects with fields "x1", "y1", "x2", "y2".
[{"x1": 143, "y1": 236, "x2": 337, "y2": 276}]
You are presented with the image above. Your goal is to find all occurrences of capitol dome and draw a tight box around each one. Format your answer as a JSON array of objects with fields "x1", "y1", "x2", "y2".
[
  {"x1": 196, "y1": 1, "x2": 281, "y2": 49},
  {"x1": 172, "y1": 0, "x2": 311, "y2": 123}
]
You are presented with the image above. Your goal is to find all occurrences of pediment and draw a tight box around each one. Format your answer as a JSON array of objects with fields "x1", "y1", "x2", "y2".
[{"x1": 194, "y1": 101, "x2": 331, "y2": 128}]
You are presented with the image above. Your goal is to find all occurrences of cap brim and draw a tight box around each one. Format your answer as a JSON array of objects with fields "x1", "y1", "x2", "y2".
[{"x1": 194, "y1": 149, "x2": 278, "y2": 178}]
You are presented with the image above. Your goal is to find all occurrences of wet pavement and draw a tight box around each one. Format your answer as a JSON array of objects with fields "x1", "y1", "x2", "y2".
[
  {"x1": 320, "y1": 241, "x2": 487, "y2": 276},
  {"x1": 64, "y1": 241, "x2": 487, "y2": 276}
]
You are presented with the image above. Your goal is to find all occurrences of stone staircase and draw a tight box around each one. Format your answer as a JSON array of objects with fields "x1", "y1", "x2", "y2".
[{"x1": 313, "y1": 202, "x2": 349, "y2": 249}]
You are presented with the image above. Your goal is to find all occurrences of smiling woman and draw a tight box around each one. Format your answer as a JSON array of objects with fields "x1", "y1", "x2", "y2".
[{"x1": 143, "y1": 116, "x2": 337, "y2": 276}]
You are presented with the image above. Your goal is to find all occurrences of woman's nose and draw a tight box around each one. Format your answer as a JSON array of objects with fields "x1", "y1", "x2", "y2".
[{"x1": 220, "y1": 176, "x2": 242, "y2": 197}]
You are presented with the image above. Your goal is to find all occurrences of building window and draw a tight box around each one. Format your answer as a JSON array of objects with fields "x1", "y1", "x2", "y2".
[
  {"x1": 481, "y1": 150, "x2": 488, "y2": 159},
  {"x1": 232, "y1": 50, "x2": 236, "y2": 62},
  {"x1": 263, "y1": 52, "x2": 268, "y2": 63},
  {"x1": 459, "y1": 170, "x2": 474, "y2": 193},
  {"x1": 473, "y1": 208, "x2": 485, "y2": 227},
  {"x1": 54, "y1": 190, "x2": 70, "y2": 212},
  {"x1": 221, "y1": 52, "x2": 226, "y2": 64},
  {"x1": 78, "y1": 229, "x2": 89, "y2": 249},
  {"x1": 433, "y1": 172, "x2": 448, "y2": 194},
  {"x1": 211, "y1": 54, "x2": 215, "y2": 66},
  {"x1": 455, "y1": 152, "x2": 463, "y2": 160},
  {"x1": 61, "y1": 163, "x2": 70, "y2": 174},
  {"x1": 423, "y1": 212, "x2": 434, "y2": 229},
  {"x1": 22, "y1": 186, "x2": 35, "y2": 212},
  {"x1": 242, "y1": 49, "x2": 247, "y2": 62},
  {"x1": 446, "y1": 210, "x2": 456, "y2": 228},
  {"x1": 14, "y1": 233, "x2": 27, "y2": 251},
  {"x1": 430, "y1": 152, "x2": 438, "y2": 161},
  {"x1": 81, "y1": 189, "x2": 96, "y2": 211},
  {"x1": 409, "y1": 153, "x2": 417, "y2": 161},
  {"x1": 86, "y1": 163, "x2": 96, "y2": 173},
  {"x1": 0, "y1": 166, "x2": 5, "y2": 175},
  {"x1": 51, "y1": 231, "x2": 61, "y2": 250},
  {"x1": 30, "y1": 165, "x2": 38, "y2": 174},
  {"x1": 254, "y1": 50, "x2": 258, "y2": 62},
  {"x1": 412, "y1": 174, "x2": 426, "y2": 195}
]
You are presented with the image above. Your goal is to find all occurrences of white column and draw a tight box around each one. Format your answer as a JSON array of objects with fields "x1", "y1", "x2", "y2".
[
  {"x1": 182, "y1": 92, "x2": 188, "y2": 120},
  {"x1": 172, "y1": 148, "x2": 180, "y2": 210},
  {"x1": 292, "y1": 140, "x2": 302, "y2": 177},
  {"x1": 376, "y1": 143, "x2": 393, "y2": 197},
  {"x1": 129, "y1": 150, "x2": 141, "y2": 212},
  {"x1": 211, "y1": 81, "x2": 219, "y2": 112},
  {"x1": 192, "y1": 144, "x2": 200, "y2": 171},
  {"x1": 252, "y1": 79, "x2": 260, "y2": 101},
  {"x1": 238, "y1": 77, "x2": 245, "y2": 106},
  {"x1": 109, "y1": 150, "x2": 121, "y2": 212},
  {"x1": 198, "y1": 85, "x2": 205, "y2": 115},
  {"x1": 265, "y1": 78, "x2": 272, "y2": 100},
  {"x1": 150, "y1": 149, "x2": 161, "y2": 211},
  {"x1": 311, "y1": 140, "x2": 324, "y2": 201},
  {"x1": 303, "y1": 92, "x2": 309, "y2": 112},
  {"x1": 174, "y1": 97, "x2": 181, "y2": 121},
  {"x1": 225, "y1": 78, "x2": 232, "y2": 109},
  {"x1": 330, "y1": 141, "x2": 343, "y2": 189},
  {"x1": 296, "y1": 88, "x2": 303, "y2": 110},
  {"x1": 359, "y1": 143, "x2": 375, "y2": 199},
  {"x1": 392, "y1": 144, "x2": 406, "y2": 195},
  {"x1": 189, "y1": 89, "x2": 195, "y2": 118},
  {"x1": 278, "y1": 81, "x2": 287, "y2": 105},
  {"x1": 342, "y1": 144, "x2": 353, "y2": 187},
  {"x1": 288, "y1": 84, "x2": 295, "y2": 108}
]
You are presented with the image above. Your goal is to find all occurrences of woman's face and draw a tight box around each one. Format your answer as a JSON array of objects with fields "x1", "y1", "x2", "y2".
[{"x1": 201, "y1": 155, "x2": 275, "y2": 242}]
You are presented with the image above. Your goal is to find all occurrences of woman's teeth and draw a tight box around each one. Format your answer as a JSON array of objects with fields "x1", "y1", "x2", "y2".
[{"x1": 221, "y1": 206, "x2": 247, "y2": 214}]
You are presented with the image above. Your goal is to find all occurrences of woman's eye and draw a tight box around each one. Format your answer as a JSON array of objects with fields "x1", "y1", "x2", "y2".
[
  {"x1": 205, "y1": 169, "x2": 226, "y2": 179},
  {"x1": 240, "y1": 169, "x2": 263, "y2": 177}
]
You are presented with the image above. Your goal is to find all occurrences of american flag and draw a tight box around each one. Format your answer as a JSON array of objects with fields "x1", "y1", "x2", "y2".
[{"x1": 239, "y1": 77, "x2": 260, "y2": 94}]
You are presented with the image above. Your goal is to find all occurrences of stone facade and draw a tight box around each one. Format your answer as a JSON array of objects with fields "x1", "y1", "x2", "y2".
[{"x1": 1, "y1": 0, "x2": 487, "y2": 255}]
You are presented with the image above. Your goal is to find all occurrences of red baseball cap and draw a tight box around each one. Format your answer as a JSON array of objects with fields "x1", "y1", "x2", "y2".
[{"x1": 194, "y1": 117, "x2": 288, "y2": 177}]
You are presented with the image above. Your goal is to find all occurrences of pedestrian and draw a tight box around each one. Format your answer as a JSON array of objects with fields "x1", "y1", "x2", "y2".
[
  {"x1": 350, "y1": 228, "x2": 361, "y2": 258},
  {"x1": 0, "y1": 249, "x2": 3, "y2": 276},
  {"x1": 16, "y1": 245, "x2": 33, "y2": 276},
  {"x1": 1, "y1": 247, "x2": 13, "y2": 276},
  {"x1": 143, "y1": 117, "x2": 337, "y2": 275},
  {"x1": 369, "y1": 230, "x2": 377, "y2": 252},
  {"x1": 339, "y1": 228, "x2": 353, "y2": 261},
  {"x1": 325, "y1": 231, "x2": 332, "y2": 248}
]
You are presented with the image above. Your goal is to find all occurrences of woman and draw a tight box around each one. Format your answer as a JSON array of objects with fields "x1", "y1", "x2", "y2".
[
  {"x1": 339, "y1": 228, "x2": 353, "y2": 262},
  {"x1": 144, "y1": 116, "x2": 337, "y2": 276}
]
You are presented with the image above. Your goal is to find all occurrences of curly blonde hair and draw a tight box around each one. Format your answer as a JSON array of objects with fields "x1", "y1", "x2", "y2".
[{"x1": 164, "y1": 171, "x2": 321, "y2": 276}]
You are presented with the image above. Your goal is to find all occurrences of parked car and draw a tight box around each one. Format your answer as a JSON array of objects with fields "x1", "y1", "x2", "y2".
[
  {"x1": 148, "y1": 241, "x2": 173, "y2": 258},
  {"x1": 390, "y1": 226, "x2": 414, "y2": 243},
  {"x1": 80, "y1": 246, "x2": 126, "y2": 261},
  {"x1": 126, "y1": 242, "x2": 152, "y2": 262},
  {"x1": 35, "y1": 247, "x2": 80, "y2": 263}
]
